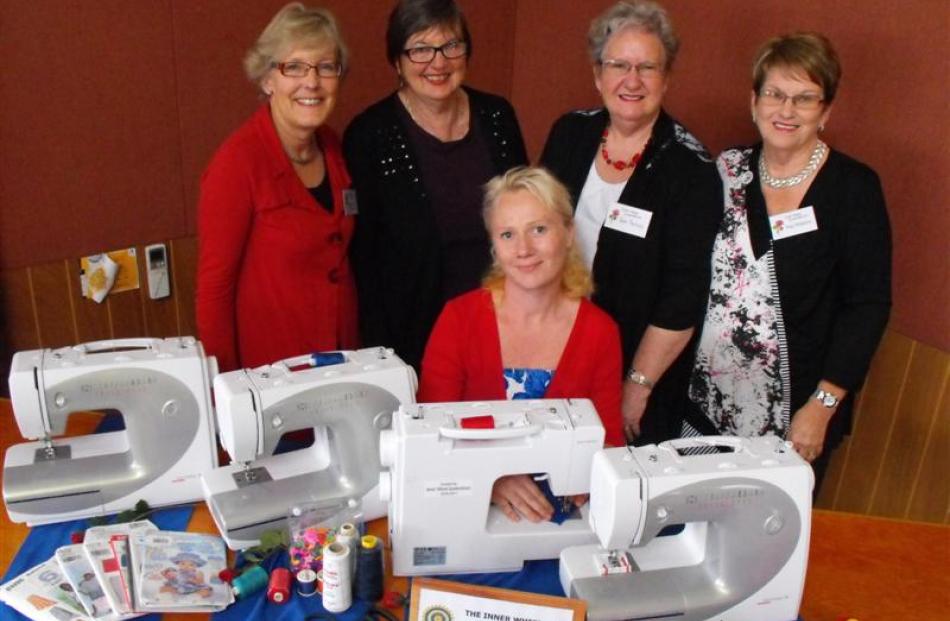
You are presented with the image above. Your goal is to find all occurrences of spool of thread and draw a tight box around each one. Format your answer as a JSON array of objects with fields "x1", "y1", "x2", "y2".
[
  {"x1": 232, "y1": 565, "x2": 269, "y2": 600},
  {"x1": 336, "y1": 522, "x2": 360, "y2": 579},
  {"x1": 355, "y1": 535, "x2": 384, "y2": 602},
  {"x1": 316, "y1": 570, "x2": 324, "y2": 593},
  {"x1": 321, "y1": 542, "x2": 353, "y2": 612},
  {"x1": 296, "y1": 568, "x2": 318, "y2": 598},
  {"x1": 267, "y1": 567, "x2": 292, "y2": 604}
]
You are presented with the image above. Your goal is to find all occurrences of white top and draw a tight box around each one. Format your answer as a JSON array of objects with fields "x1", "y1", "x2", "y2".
[{"x1": 574, "y1": 161, "x2": 626, "y2": 270}]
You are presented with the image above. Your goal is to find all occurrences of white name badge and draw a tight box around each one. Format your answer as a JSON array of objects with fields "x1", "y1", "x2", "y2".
[
  {"x1": 342, "y1": 189, "x2": 359, "y2": 216},
  {"x1": 603, "y1": 202, "x2": 653, "y2": 238},
  {"x1": 770, "y1": 206, "x2": 818, "y2": 240}
]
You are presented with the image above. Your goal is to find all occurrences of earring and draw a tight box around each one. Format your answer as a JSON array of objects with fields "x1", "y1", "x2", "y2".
[
  {"x1": 752, "y1": 113, "x2": 757, "y2": 124},
  {"x1": 819, "y1": 123, "x2": 825, "y2": 132}
]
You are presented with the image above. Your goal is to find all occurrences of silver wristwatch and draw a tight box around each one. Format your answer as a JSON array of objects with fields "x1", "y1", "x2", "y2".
[
  {"x1": 813, "y1": 389, "x2": 840, "y2": 408},
  {"x1": 627, "y1": 369, "x2": 655, "y2": 389}
]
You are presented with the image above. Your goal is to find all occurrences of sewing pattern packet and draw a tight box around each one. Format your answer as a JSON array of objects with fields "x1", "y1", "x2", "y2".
[
  {"x1": 54, "y1": 544, "x2": 119, "y2": 620},
  {"x1": 0, "y1": 556, "x2": 90, "y2": 621},
  {"x1": 135, "y1": 532, "x2": 232, "y2": 612},
  {"x1": 82, "y1": 521, "x2": 156, "y2": 618}
]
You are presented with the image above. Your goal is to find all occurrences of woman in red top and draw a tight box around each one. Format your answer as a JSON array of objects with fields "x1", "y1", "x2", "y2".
[
  {"x1": 419, "y1": 166, "x2": 623, "y2": 522},
  {"x1": 197, "y1": 3, "x2": 358, "y2": 372}
]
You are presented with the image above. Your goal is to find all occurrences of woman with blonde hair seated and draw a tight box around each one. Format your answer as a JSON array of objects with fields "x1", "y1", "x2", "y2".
[{"x1": 419, "y1": 166, "x2": 623, "y2": 522}]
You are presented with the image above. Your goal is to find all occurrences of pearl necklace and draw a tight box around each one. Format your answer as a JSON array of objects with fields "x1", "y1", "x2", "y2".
[{"x1": 759, "y1": 140, "x2": 827, "y2": 189}]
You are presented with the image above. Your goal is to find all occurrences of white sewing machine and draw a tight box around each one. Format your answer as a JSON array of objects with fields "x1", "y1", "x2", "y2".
[
  {"x1": 202, "y1": 347, "x2": 417, "y2": 550},
  {"x1": 3, "y1": 337, "x2": 219, "y2": 525},
  {"x1": 381, "y1": 399, "x2": 605, "y2": 575},
  {"x1": 559, "y1": 436, "x2": 813, "y2": 621}
]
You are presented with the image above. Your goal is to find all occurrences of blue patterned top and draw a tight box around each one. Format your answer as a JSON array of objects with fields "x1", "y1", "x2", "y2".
[{"x1": 504, "y1": 368, "x2": 554, "y2": 400}]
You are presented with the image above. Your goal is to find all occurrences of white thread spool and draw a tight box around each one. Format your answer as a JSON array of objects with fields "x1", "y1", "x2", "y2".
[
  {"x1": 336, "y1": 523, "x2": 360, "y2": 578},
  {"x1": 321, "y1": 542, "x2": 352, "y2": 612}
]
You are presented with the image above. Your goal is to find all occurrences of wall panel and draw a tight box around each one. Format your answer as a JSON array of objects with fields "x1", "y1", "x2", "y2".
[
  {"x1": 869, "y1": 344, "x2": 948, "y2": 517},
  {"x1": 171, "y1": 237, "x2": 198, "y2": 338},
  {"x1": 832, "y1": 330, "x2": 913, "y2": 513},
  {"x1": 905, "y1": 373, "x2": 949, "y2": 522},
  {"x1": 0, "y1": 0, "x2": 186, "y2": 269},
  {"x1": 29, "y1": 261, "x2": 77, "y2": 348}
]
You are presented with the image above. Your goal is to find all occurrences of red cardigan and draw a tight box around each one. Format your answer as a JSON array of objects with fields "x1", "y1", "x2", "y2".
[
  {"x1": 196, "y1": 104, "x2": 358, "y2": 372},
  {"x1": 419, "y1": 289, "x2": 624, "y2": 447}
]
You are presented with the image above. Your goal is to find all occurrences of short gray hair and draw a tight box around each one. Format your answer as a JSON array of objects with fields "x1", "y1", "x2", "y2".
[
  {"x1": 244, "y1": 3, "x2": 349, "y2": 89},
  {"x1": 587, "y1": 1, "x2": 679, "y2": 70}
]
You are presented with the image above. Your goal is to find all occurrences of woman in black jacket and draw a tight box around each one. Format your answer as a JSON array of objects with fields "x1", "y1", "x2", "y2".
[
  {"x1": 540, "y1": 0, "x2": 721, "y2": 444},
  {"x1": 344, "y1": 0, "x2": 527, "y2": 371}
]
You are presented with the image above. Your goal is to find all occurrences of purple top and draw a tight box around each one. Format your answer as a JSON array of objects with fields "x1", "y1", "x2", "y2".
[{"x1": 398, "y1": 102, "x2": 495, "y2": 302}]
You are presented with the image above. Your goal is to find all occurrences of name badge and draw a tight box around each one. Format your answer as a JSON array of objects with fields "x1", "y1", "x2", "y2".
[
  {"x1": 770, "y1": 206, "x2": 818, "y2": 240},
  {"x1": 603, "y1": 203, "x2": 653, "y2": 238},
  {"x1": 342, "y1": 189, "x2": 359, "y2": 216}
]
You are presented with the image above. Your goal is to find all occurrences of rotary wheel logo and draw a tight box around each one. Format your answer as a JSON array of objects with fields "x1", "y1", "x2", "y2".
[{"x1": 423, "y1": 605, "x2": 453, "y2": 621}]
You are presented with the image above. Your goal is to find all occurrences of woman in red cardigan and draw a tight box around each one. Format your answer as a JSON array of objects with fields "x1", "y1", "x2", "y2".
[
  {"x1": 197, "y1": 4, "x2": 358, "y2": 372},
  {"x1": 419, "y1": 166, "x2": 623, "y2": 523}
]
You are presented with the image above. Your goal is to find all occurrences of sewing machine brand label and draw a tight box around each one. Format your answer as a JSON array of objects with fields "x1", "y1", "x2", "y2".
[
  {"x1": 413, "y1": 546, "x2": 447, "y2": 566},
  {"x1": 424, "y1": 479, "x2": 473, "y2": 497}
]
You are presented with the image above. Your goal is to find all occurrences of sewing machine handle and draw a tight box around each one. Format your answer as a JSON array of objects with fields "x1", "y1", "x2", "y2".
[
  {"x1": 72, "y1": 337, "x2": 164, "y2": 354},
  {"x1": 270, "y1": 351, "x2": 348, "y2": 372},
  {"x1": 659, "y1": 435, "x2": 746, "y2": 455},
  {"x1": 439, "y1": 424, "x2": 543, "y2": 440}
]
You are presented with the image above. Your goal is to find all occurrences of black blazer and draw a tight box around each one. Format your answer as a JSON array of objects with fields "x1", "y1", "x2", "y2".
[
  {"x1": 343, "y1": 87, "x2": 527, "y2": 371},
  {"x1": 541, "y1": 108, "x2": 722, "y2": 442}
]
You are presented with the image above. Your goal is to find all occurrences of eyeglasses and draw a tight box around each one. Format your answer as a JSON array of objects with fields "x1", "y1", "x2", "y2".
[
  {"x1": 599, "y1": 58, "x2": 664, "y2": 80},
  {"x1": 402, "y1": 40, "x2": 467, "y2": 64},
  {"x1": 273, "y1": 60, "x2": 342, "y2": 78},
  {"x1": 758, "y1": 87, "x2": 824, "y2": 111}
]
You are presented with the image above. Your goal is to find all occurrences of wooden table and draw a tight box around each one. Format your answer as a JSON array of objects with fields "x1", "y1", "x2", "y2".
[{"x1": 2, "y1": 401, "x2": 947, "y2": 619}]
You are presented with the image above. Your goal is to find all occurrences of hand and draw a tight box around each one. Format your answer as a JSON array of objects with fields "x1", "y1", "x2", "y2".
[
  {"x1": 621, "y1": 380, "x2": 651, "y2": 442},
  {"x1": 787, "y1": 400, "x2": 833, "y2": 462},
  {"x1": 568, "y1": 493, "x2": 589, "y2": 508},
  {"x1": 491, "y1": 475, "x2": 553, "y2": 523}
]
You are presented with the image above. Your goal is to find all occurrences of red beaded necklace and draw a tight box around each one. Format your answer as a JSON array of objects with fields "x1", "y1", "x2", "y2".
[{"x1": 600, "y1": 128, "x2": 645, "y2": 171}]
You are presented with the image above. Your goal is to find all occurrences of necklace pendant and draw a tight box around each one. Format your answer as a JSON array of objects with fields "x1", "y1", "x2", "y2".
[{"x1": 612, "y1": 161, "x2": 626, "y2": 171}]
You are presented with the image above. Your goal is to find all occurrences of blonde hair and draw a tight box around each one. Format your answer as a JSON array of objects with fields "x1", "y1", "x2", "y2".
[
  {"x1": 244, "y1": 3, "x2": 349, "y2": 90},
  {"x1": 481, "y1": 166, "x2": 593, "y2": 300}
]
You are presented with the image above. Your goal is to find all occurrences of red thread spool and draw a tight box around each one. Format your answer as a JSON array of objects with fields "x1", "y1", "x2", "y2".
[
  {"x1": 267, "y1": 568, "x2": 292, "y2": 604},
  {"x1": 460, "y1": 415, "x2": 494, "y2": 429}
]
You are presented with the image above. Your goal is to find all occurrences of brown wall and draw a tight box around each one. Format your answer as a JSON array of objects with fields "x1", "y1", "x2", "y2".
[
  {"x1": 0, "y1": 0, "x2": 516, "y2": 265},
  {"x1": 511, "y1": 0, "x2": 950, "y2": 352},
  {"x1": 1, "y1": 0, "x2": 946, "y2": 350}
]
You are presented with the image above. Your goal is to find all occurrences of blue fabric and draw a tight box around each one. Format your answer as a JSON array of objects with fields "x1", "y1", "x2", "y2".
[
  {"x1": 503, "y1": 368, "x2": 553, "y2": 400},
  {"x1": 427, "y1": 559, "x2": 565, "y2": 596},
  {"x1": 212, "y1": 550, "x2": 375, "y2": 621}
]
